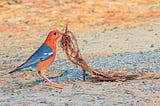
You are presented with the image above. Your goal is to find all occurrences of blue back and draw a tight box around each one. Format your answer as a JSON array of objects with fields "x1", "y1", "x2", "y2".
[
  {"x1": 9, "y1": 43, "x2": 54, "y2": 73},
  {"x1": 23, "y1": 43, "x2": 53, "y2": 67}
]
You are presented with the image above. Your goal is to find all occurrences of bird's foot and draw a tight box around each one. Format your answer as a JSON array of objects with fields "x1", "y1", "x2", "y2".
[
  {"x1": 38, "y1": 71, "x2": 64, "y2": 89},
  {"x1": 44, "y1": 80, "x2": 64, "y2": 89}
]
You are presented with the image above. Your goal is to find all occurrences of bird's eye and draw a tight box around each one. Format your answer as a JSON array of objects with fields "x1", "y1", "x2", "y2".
[{"x1": 53, "y1": 32, "x2": 56, "y2": 35}]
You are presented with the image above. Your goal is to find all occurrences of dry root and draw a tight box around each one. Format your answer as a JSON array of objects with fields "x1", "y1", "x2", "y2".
[{"x1": 59, "y1": 25, "x2": 160, "y2": 82}]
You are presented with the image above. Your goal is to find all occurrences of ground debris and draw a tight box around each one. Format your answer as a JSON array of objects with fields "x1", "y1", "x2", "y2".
[
  {"x1": 91, "y1": 71, "x2": 160, "y2": 82},
  {"x1": 59, "y1": 25, "x2": 160, "y2": 82}
]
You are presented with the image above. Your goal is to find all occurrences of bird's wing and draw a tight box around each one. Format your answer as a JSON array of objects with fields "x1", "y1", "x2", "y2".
[{"x1": 22, "y1": 43, "x2": 54, "y2": 67}]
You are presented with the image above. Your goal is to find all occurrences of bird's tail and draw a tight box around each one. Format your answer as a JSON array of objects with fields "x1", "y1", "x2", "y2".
[
  {"x1": 9, "y1": 63, "x2": 35, "y2": 74},
  {"x1": 9, "y1": 67, "x2": 23, "y2": 74},
  {"x1": 9, "y1": 63, "x2": 28, "y2": 74}
]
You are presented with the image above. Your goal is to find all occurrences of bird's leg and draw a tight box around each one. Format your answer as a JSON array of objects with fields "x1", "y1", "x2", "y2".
[
  {"x1": 38, "y1": 71, "x2": 52, "y2": 83},
  {"x1": 38, "y1": 71, "x2": 63, "y2": 89}
]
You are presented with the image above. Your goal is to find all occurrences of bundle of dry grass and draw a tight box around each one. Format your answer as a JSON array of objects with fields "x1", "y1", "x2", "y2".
[{"x1": 59, "y1": 25, "x2": 160, "y2": 82}]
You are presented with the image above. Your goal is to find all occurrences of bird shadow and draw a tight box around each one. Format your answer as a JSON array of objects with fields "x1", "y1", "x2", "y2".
[{"x1": 35, "y1": 69, "x2": 90, "y2": 83}]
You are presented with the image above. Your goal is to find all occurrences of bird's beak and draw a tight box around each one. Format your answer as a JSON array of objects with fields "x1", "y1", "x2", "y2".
[
  {"x1": 61, "y1": 33, "x2": 65, "y2": 36},
  {"x1": 60, "y1": 32, "x2": 63, "y2": 36},
  {"x1": 59, "y1": 32, "x2": 65, "y2": 39},
  {"x1": 58, "y1": 32, "x2": 63, "y2": 40}
]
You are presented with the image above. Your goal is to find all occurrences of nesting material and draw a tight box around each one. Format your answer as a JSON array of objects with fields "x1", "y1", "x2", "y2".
[{"x1": 59, "y1": 25, "x2": 160, "y2": 82}]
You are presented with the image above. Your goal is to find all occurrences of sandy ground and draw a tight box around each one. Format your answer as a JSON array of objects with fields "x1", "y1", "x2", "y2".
[
  {"x1": 0, "y1": 0, "x2": 160, "y2": 106},
  {"x1": 1, "y1": 23, "x2": 160, "y2": 106}
]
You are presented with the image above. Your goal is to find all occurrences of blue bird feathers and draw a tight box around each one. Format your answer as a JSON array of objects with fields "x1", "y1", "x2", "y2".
[{"x1": 9, "y1": 43, "x2": 54, "y2": 74}]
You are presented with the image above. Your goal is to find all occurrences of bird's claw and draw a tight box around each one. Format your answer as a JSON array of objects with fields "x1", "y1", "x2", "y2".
[{"x1": 44, "y1": 80, "x2": 64, "y2": 89}]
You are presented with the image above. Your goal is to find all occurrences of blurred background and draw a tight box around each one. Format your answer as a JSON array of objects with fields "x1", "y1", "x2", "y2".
[
  {"x1": 0, "y1": 0, "x2": 160, "y2": 33},
  {"x1": 0, "y1": 0, "x2": 160, "y2": 71}
]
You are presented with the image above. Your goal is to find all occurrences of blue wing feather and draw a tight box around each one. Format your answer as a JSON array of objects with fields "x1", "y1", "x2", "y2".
[
  {"x1": 9, "y1": 43, "x2": 53, "y2": 73},
  {"x1": 24, "y1": 43, "x2": 53, "y2": 66}
]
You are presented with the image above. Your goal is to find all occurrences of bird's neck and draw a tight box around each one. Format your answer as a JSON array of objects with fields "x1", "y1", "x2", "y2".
[{"x1": 44, "y1": 40, "x2": 56, "y2": 50}]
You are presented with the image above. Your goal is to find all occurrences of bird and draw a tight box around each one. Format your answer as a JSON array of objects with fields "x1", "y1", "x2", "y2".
[{"x1": 9, "y1": 30, "x2": 63, "y2": 89}]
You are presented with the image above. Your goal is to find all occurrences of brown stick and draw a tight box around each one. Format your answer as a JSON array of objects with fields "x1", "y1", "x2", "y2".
[
  {"x1": 83, "y1": 70, "x2": 86, "y2": 81},
  {"x1": 59, "y1": 25, "x2": 160, "y2": 82}
]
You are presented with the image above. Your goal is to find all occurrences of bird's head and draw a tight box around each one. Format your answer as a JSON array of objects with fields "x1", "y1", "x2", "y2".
[
  {"x1": 49, "y1": 30, "x2": 61, "y2": 40},
  {"x1": 45, "y1": 30, "x2": 61, "y2": 43}
]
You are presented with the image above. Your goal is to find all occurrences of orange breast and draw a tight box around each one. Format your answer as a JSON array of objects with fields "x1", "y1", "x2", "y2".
[{"x1": 38, "y1": 53, "x2": 56, "y2": 71}]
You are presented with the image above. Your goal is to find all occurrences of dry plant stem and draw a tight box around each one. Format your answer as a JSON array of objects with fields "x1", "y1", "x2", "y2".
[
  {"x1": 60, "y1": 25, "x2": 160, "y2": 82},
  {"x1": 60, "y1": 26, "x2": 117, "y2": 81},
  {"x1": 60, "y1": 29, "x2": 105, "y2": 77},
  {"x1": 83, "y1": 70, "x2": 86, "y2": 81}
]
